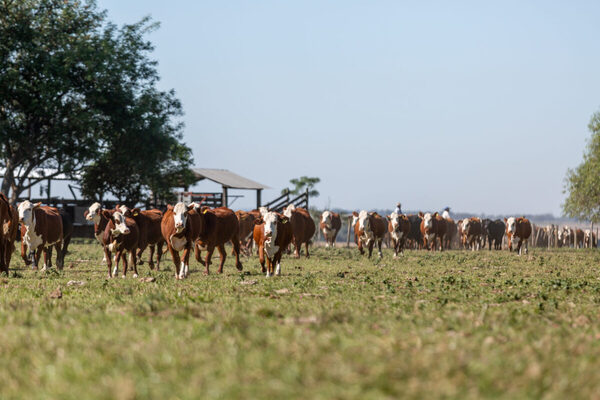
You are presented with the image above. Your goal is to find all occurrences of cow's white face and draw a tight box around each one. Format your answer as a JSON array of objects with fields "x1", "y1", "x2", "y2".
[
  {"x1": 358, "y1": 210, "x2": 370, "y2": 232},
  {"x1": 259, "y1": 206, "x2": 269, "y2": 217},
  {"x1": 423, "y1": 213, "x2": 433, "y2": 229},
  {"x1": 18, "y1": 200, "x2": 36, "y2": 227},
  {"x1": 86, "y1": 202, "x2": 102, "y2": 223},
  {"x1": 263, "y1": 212, "x2": 278, "y2": 240},
  {"x1": 462, "y1": 218, "x2": 471, "y2": 232},
  {"x1": 506, "y1": 217, "x2": 516, "y2": 234},
  {"x1": 442, "y1": 210, "x2": 450, "y2": 220},
  {"x1": 351, "y1": 214, "x2": 359, "y2": 228},
  {"x1": 173, "y1": 202, "x2": 188, "y2": 233},
  {"x1": 111, "y1": 211, "x2": 130, "y2": 236},
  {"x1": 585, "y1": 229, "x2": 591, "y2": 239},
  {"x1": 389, "y1": 212, "x2": 400, "y2": 231},
  {"x1": 322, "y1": 211, "x2": 332, "y2": 227},
  {"x1": 283, "y1": 204, "x2": 295, "y2": 219}
]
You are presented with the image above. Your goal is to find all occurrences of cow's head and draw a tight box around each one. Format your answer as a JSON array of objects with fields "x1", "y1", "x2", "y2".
[
  {"x1": 358, "y1": 210, "x2": 370, "y2": 233},
  {"x1": 85, "y1": 202, "x2": 102, "y2": 224},
  {"x1": 422, "y1": 213, "x2": 433, "y2": 230},
  {"x1": 259, "y1": 206, "x2": 269, "y2": 217},
  {"x1": 505, "y1": 217, "x2": 517, "y2": 235},
  {"x1": 387, "y1": 212, "x2": 401, "y2": 232},
  {"x1": 462, "y1": 218, "x2": 471, "y2": 233},
  {"x1": 108, "y1": 211, "x2": 130, "y2": 236},
  {"x1": 172, "y1": 202, "x2": 194, "y2": 234},
  {"x1": 18, "y1": 200, "x2": 41, "y2": 227},
  {"x1": 321, "y1": 211, "x2": 332, "y2": 228},
  {"x1": 351, "y1": 211, "x2": 359, "y2": 229},
  {"x1": 283, "y1": 204, "x2": 295, "y2": 219}
]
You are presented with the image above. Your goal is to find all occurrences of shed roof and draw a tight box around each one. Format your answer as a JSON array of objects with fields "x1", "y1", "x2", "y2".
[{"x1": 191, "y1": 168, "x2": 270, "y2": 190}]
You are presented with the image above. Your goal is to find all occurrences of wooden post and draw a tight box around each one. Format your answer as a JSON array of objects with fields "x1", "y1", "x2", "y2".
[
  {"x1": 256, "y1": 189, "x2": 262, "y2": 210},
  {"x1": 222, "y1": 186, "x2": 228, "y2": 208},
  {"x1": 346, "y1": 215, "x2": 352, "y2": 248},
  {"x1": 47, "y1": 178, "x2": 51, "y2": 204}
]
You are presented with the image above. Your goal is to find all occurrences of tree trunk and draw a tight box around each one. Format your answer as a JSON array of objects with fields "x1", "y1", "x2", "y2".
[{"x1": 1, "y1": 157, "x2": 15, "y2": 202}]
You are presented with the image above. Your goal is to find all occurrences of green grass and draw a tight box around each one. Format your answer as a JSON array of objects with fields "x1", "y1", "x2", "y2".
[{"x1": 1, "y1": 242, "x2": 600, "y2": 399}]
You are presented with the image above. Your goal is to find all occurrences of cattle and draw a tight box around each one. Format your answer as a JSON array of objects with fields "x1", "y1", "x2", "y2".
[
  {"x1": 353, "y1": 210, "x2": 387, "y2": 257},
  {"x1": 0, "y1": 193, "x2": 17, "y2": 274},
  {"x1": 236, "y1": 210, "x2": 261, "y2": 255},
  {"x1": 102, "y1": 210, "x2": 140, "y2": 278},
  {"x1": 462, "y1": 217, "x2": 483, "y2": 251},
  {"x1": 419, "y1": 212, "x2": 446, "y2": 251},
  {"x1": 444, "y1": 218, "x2": 457, "y2": 250},
  {"x1": 406, "y1": 214, "x2": 423, "y2": 249},
  {"x1": 120, "y1": 207, "x2": 164, "y2": 270},
  {"x1": 386, "y1": 212, "x2": 410, "y2": 257},
  {"x1": 486, "y1": 219, "x2": 505, "y2": 250},
  {"x1": 283, "y1": 204, "x2": 316, "y2": 258},
  {"x1": 504, "y1": 217, "x2": 532, "y2": 255},
  {"x1": 193, "y1": 207, "x2": 243, "y2": 274},
  {"x1": 574, "y1": 229, "x2": 584, "y2": 249},
  {"x1": 456, "y1": 219, "x2": 465, "y2": 249},
  {"x1": 558, "y1": 226, "x2": 574, "y2": 248},
  {"x1": 253, "y1": 210, "x2": 293, "y2": 276},
  {"x1": 161, "y1": 202, "x2": 201, "y2": 279},
  {"x1": 480, "y1": 218, "x2": 491, "y2": 249},
  {"x1": 84, "y1": 203, "x2": 117, "y2": 264},
  {"x1": 18, "y1": 201, "x2": 63, "y2": 271},
  {"x1": 584, "y1": 230, "x2": 598, "y2": 248},
  {"x1": 320, "y1": 210, "x2": 342, "y2": 248}
]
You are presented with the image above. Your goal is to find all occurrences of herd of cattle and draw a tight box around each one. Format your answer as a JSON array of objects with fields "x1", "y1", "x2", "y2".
[{"x1": 0, "y1": 194, "x2": 596, "y2": 279}]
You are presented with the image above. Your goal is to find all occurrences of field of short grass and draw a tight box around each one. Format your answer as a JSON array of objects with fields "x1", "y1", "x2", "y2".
[{"x1": 1, "y1": 242, "x2": 600, "y2": 399}]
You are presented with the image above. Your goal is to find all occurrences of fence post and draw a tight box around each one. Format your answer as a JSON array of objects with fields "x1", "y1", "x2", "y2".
[{"x1": 346, "y1": 215, "x2": 352, "y2": 248}]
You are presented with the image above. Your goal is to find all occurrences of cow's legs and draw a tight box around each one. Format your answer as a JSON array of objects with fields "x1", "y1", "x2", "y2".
[
  {"x1": 181, "y1": 245, "x2": 192, "y2": 279},
  {"x1": 155, "y1": 242, "x2": 163, "y2": 270},
  {"x1": 168, "y1": 245, "x2": 181, "y2": 279},
  {"x1": 304, "y1": 241, "x2": 310, "y2": 258},
  {"x1": 54, "y1": 242, "x2": 63, "y2": 270},
  {"x1": 377, "y1": 238, "x2": 383, "y2": 258},
  {"x1": 231, "y1": 236, "x2": 243, "y2": 271},
  {"x1": 274, "y1": 252, "x2": 282, "y2": 276},
  {"x1": 258, "y1": 245, "x2": 266, "y2": 273},
  {"x1": 367, "y1": 241, "x2": 374, "y2": 258},
  {"x1": 147, "y1": 245, "x2": 155, "y2": 270},
  {"x1": 293, "y1": 239, "x2": 301, "y2": 258},
  {"x1": 104, "y1": 246, "x2": 113, "y2": 278},
  {"x1": 130, "y1": 250, "x2": 138, "y2": 278},
  {"x1": 204, "y1": 245, "x2": 215, "y2": 275},
  {"x1": 41, "y1": 246, "x2": 51, "y2": 271},
  {"x1": 194, "y1": 241, "x2": 205, "y2": 266},
  {"x1": 266, "y1": 255, "x2": 273, "y2": 277},
  {"x1": 216, "y1": 244, "x2": 226, "y2": 274},
  {"x1": 358, "y1": 240, "x2": 365, "y2": 255}
]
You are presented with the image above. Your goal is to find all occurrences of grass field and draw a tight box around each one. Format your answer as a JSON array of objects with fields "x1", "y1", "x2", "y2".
[{"x1": 1, "y1": 242, "x2": 600, "y2": 399}]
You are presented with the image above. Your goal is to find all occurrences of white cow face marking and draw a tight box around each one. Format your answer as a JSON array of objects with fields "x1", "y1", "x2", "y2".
[
  {"x1": 351, "y1": 214, "x2": 359, "y2": 228},
  {"x1": 462, "y1": 218, "x2": 470, "y2": 232},
  {"x1": 264, "y1": 212, "x2": 278, "y2": 240},
  {"x1": 321, "y1": 211, "x2": 332, "y2": 228},
  {"x1": 86, "y1": 202, "x2": 102, "y2": 224},
  {"x1": 389, "y1": 212, "x2": 400, "y2": 231},
  {"x1": 358, "y1": 210, "x2": 370, "y2": 232},
  {"x1": 423, "y1": 213, "x2": 433, "y2": 229},
  {"x1": 283, "y1": 204, "x2": 295, "y2": 219},
  {"x1": 111, "y1": 211, "x2": 130, "y2": 236},
  {"x1": 259, "y1": 206, "x2": 269, "y2": 217},
  {"x1": 506, "y1": 217, "x2": 516, "y2": 234},
  {"x1": 18, "y1": 200, "x2": 39, "y2": 227},
  {"x1": 173, "y1": 202, "x2": 188, "y2": 234}
]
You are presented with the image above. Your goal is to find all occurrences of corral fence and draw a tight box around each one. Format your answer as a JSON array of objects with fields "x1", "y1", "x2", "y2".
[{"x1": 262, "y1": 189, "x2": 309, "y2": 213}]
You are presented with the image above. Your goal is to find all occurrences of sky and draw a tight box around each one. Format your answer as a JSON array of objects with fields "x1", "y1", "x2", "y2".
[{"x1": 92, "y1": 0, "x2": 600, "y2": 215}]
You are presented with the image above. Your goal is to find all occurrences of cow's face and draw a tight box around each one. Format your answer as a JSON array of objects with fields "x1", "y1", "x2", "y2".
[
  {"x1": 351, "y1": 212, "x2": 359, "y2": 229},
  {"x1": 86, "y1": 202, "x2": 102, "y2": 224},
  {"x1": 18, "y1": 200, "x2": 40, "y2": 227},
  {"x1": 263, "y1": 212, "x2": 279, "y2": 241},
  {"x1": 321, "y1": 211, "x2": 332, "y2": 228},
  {"x1": 172, "y1": 202, "x2": 188, "y2": 233},
  {"x1": 259, "y1": 206, "x2": 269, "y2": 217},
  {"x1": 111, "y1": 211, "x2": 130, "y2": 236},
  {"x1": 506, "y1": 217, "x2": 516, "y2": 234},
  {"x1": 423, "y1": 213, "x2": 433, "y2": 229},
  {"x1": 462, "y1": 218, "x2": 471, "y2": 233},
  {"x1": 283, "y1": 204, "x2": 295, "y2": 219},
  {"x1": 358, "y1": 210, "x2": 370, "y2": 233},
  {"x1": 389, "y1": 212, "x2": 400, "y2": 231}
]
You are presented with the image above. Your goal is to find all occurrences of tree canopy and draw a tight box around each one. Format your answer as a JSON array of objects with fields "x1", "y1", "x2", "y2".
[
  {"x1": 563, "y1": 110, "x2": 600, "y2": 223},
  {"x1": 282, "y1": 176, "x2": 320, "y2": 198},
  {"x1": 0, "y1": 0, "x2": 194, "y2": 203}
]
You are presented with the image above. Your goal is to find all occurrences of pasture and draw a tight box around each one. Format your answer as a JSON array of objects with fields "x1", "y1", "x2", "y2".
[{"x1": 1, "y1": 242, "x2": 600, "y2": 399}]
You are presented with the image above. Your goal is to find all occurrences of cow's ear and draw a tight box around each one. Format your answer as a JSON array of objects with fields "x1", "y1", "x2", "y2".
[
  {"x1": 167, "y1": 204, "x2": 174, "y2": 211},
  {"x1": 83, "y1": 210, "x2": 89, "y2": 218},
  {"x1": 418, "y1": 212, "x2": 424, "y2": 218},
  {"x1": 352, "y1": 211, "x2": 358, "y2": 217},
  {"x1": 504, "y1": 217, "x2": 507, "y2": 223},
  {"x1": 433, "y1": 212, "x2": 439, "y2": 217},
  {"x1": 386, "y1": 215, "x2": 391, "y2": 221},
  {"x1": 253, "y1": 218, "x2": 263, "y2": 225},
  {"x1": 132, "y1": 208, "x2": 141, "y2": 217},
  {"x1": 281, "y1": 216, "x2": 289, "y2": 224},
  {"x1": 101, "y1": 210, "x2": 112, "y2": 220},
  {"x1": 187, "y1": 204, "x2": 196, "y2": 212},
  {"x1": 33, "y1": 202, "x2": 42, "y2": 208}
]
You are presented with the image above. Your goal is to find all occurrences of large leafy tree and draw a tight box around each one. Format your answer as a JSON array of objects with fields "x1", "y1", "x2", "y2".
[
  {"x1": 282, "y1": 176, "x2": 320, "y2": 198},
  {"x1": 0, "y1": 0, "x2": 193, "y2": 203},
  {"x1": 563, "y1": 110, "x2": 600, "y2": 222}
]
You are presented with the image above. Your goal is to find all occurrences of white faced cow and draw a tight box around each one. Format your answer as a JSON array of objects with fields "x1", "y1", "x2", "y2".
[{"x1": 18, "y1": 200, "x2": 63, "y2": 271}]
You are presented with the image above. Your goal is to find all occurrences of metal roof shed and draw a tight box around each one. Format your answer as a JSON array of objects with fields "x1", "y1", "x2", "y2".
[{"x1": 190, "y1": 168, "x2": 270, "y2": 209}]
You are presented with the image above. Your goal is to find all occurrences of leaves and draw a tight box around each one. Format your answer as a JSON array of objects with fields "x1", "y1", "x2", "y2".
[{"x1": 281, "y1": 176, "x2": 320, "y2": 198}]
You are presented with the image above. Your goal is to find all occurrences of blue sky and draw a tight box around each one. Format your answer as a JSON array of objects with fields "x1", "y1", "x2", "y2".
[{"x1": 95, "y1": 0, "x2": 600, "y2": 214}]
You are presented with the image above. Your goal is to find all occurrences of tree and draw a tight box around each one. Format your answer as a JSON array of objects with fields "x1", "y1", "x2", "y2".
[
  {"x1": 0, "y1": 0, "x2": 193, "y2": 203},
  {"x1": 282, "y1": 176, "x2": 320, "y2": 198},
  {"x1": 563, "y1": 110, "x2": 600, "y2": 223}
]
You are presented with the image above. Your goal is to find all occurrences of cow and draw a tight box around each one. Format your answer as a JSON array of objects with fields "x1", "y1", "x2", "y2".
[
  {"x1": 161, "y1": 202, "x2": 201, "y2": 279},
  {"x1": 0, "y1": 193, "x2": 17, "y2": 274},
  {"x1": 283, "y1": 204, "x2": 316, "y2": 258},
  {"x1": 584, "y1": 230, "x2": 598, "y2": 248},
  {"x1": 102, "y1": 210, "x2": 140, "y2": 278},
  {"x1": 353, "y1": 210, "x2": 387, "y2": 258},
  {"x1": 419, "y1": 212, "x2": 446, "y2": 251},
  {"x1": 193, "y1": 207, "x2": 243, "y2": 274},
  {"x1": 386, "y1": 212, "x2": 410, "y2": 257},
  {"x1": 462, "y1": 217, "x2": 483, "y2": 251},
  {"x1": 486, "y1": 219, "x2": 505, "y2": 250},
  {"x1": 456, "y1": 219, "x2": 465, "y2": 249},
  {"x1": 253, "y1": 210, "x2": 293, "y2": 276},
  {"x1": 18, "y1": 201, "x2": 63, "y2": 271},
  {"x1": 406, "y1": 214, "x2": 423, "y2": 249},
  {"x1": 504, "y1": 217, "x2": 532, "y2": 255},
  {"x1": 320, "y1": 211, "x2": 342, "y2": 248},
  {"x1": 444, "y1": 218, "x2": 457, "y2": 250},
  {"x1": 236, "y1": 210, "x2": 261, "y2": 255},
  {"x1": 120, "y1": 207, "x2": 164, "y2": 270},
  {"x1": 575, "y1": 229, "x2": 584, "y2": 249},
  {"x1": 558, "y1": 226, "x2": 574, "y2": 248}
]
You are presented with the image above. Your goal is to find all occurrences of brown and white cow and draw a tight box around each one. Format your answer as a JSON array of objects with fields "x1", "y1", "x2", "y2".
[
  {"x1": 236, "y1": 210, "x2": 261, "y2": 255},
  {"x1": 253, "y1": 210, "x2": 293, "y2": 276},
  {"x1": 558, "y1": 226, "x2": 574, "y2": 248},
  {"x1": 193, "y1": 207, "x2": 243, "y2": 274},
  {"x1": 504, "y1": 217, "x2": 532, "y2": 255},
  {"x1": 386, "y1": 212, "x2": 410, "y2": 258},
  {"x1": 18, "y1": 201, "x2": 63, "y2": 271},
  {"x1": 0, "y1": 193, "x2": 17, "y2": 274},
  {"x1": 462, "y1": 217, "x2": 483, "y2": 251},
  {"x1": 120, "y1": 207, "x2": 164, "y2": 270},
  {"x1": 320, "y1": 210, "x2": 342, "y2": 248},
  {"x1": 584, "y1": 230, "x2": 598, "y2": 248},
  {"x1": 419, "y1": 212, "x2": 446, "y2": 251},
  {"x1": 102, "y1": 210, "x2": 140, "y2": 278},
  {"x1": 353, "y1": 210, "x2": 387, "y2": 258},
  {"x1": 161, "y1": 202, "x2": 201, "y2": 279},
  {"x1": 283, "y1": 204, "x2": 316, "y2": 258},
  {"x1": 575, "y1": 228, "x2": 585, "y2": 249}
]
